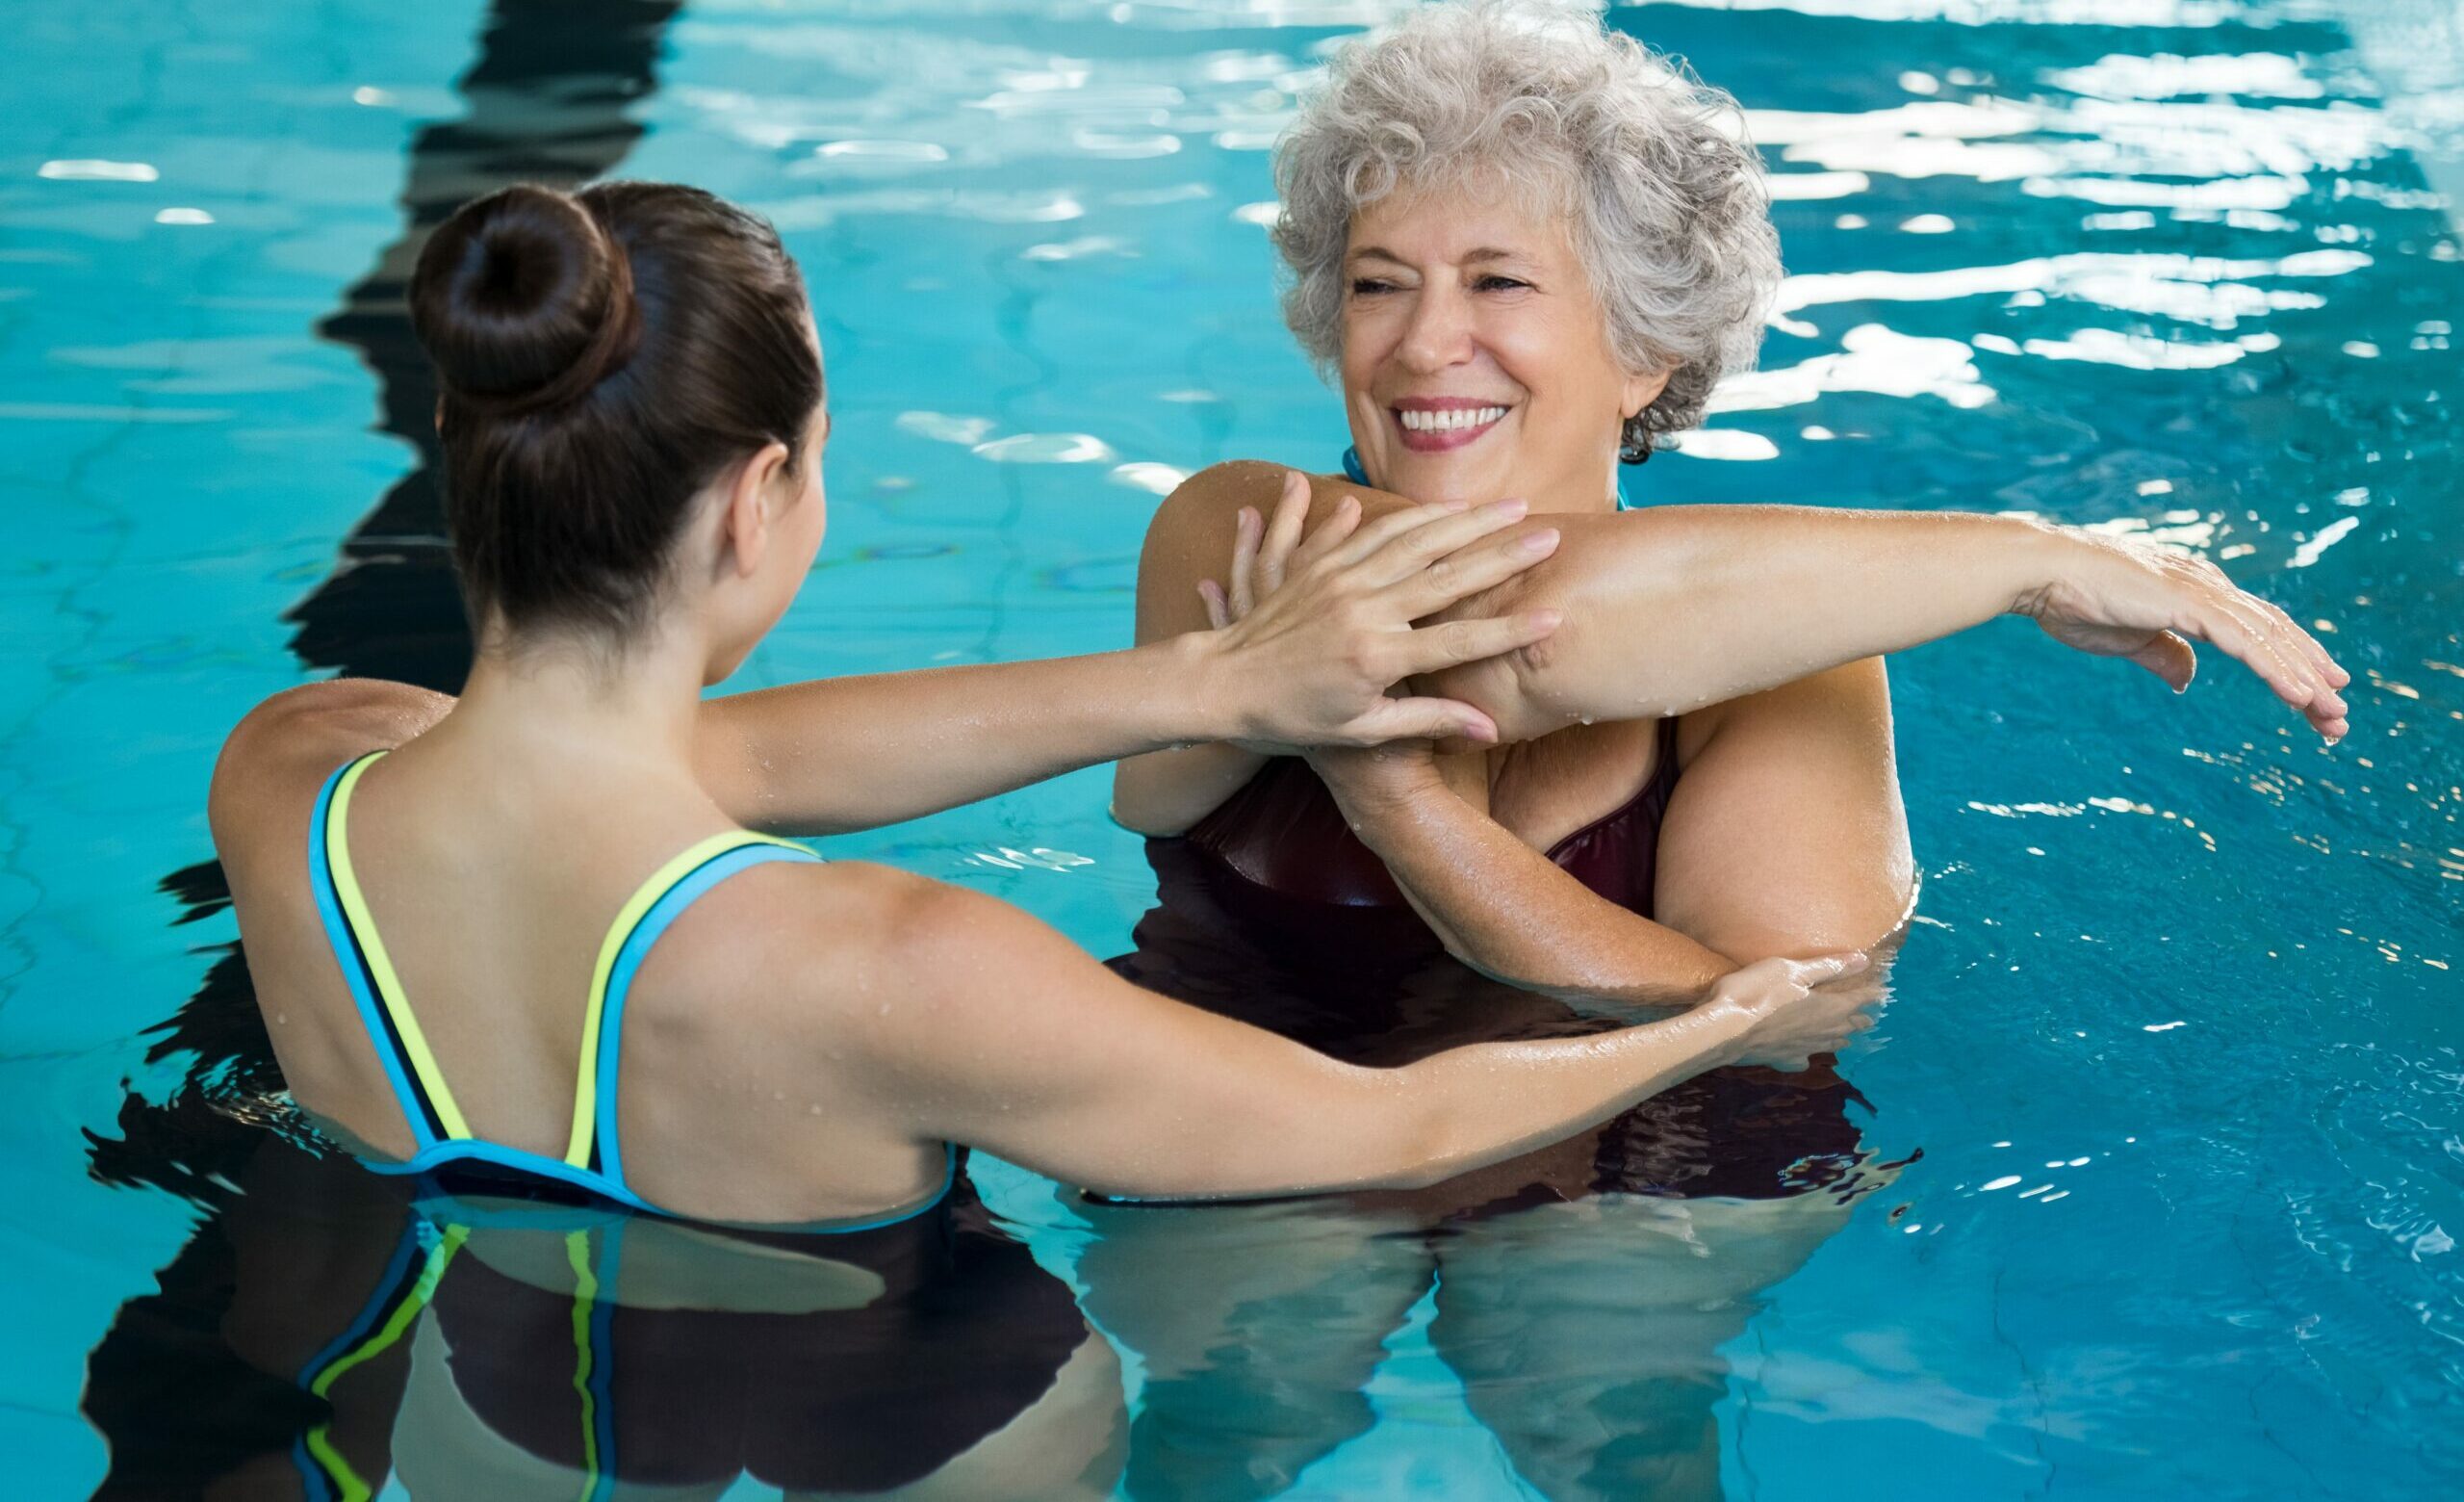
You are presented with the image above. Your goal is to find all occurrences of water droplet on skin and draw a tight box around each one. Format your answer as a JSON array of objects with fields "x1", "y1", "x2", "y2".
[
  {"x1": 773, "y1": 1090, "x2": 785, "y2": 1102},
  {"x1": 273, "y1": 1013, "x2": 287, "y2": 1025},
  {"x1": 878, "y1": 1001, "x2": 890, "y2": 1016},
  {"x1": 808, "y1": 1102, "x2": 822, "y2": 1116}
]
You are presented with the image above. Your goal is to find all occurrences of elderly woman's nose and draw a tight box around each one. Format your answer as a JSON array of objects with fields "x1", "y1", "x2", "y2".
[{"x1": 1398, "y1": 285, "x2": 1476, "y2": 372}]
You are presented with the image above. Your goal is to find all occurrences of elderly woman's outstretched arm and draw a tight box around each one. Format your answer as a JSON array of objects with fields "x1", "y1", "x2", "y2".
[{"x1": 1115, "y1": 463, "x2": 2348, "y2": 836}]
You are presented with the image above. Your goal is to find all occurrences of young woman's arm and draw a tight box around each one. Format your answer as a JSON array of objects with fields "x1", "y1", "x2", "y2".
[
  {"x1": 695, "y1": 472, "x2": 1558, "y2": 835},
  {"x1": 848, "y1": 874, "x2": 1870, "y2": 1200}
]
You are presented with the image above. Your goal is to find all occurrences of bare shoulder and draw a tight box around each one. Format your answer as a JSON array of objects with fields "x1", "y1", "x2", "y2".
[
  {"x1": 1142, "y1": 460, "x2": 1421, "y2": 557},
  {"x1": 1137, "y1": 461, "x2": 1286, "y2": 581},
  {"x1": 705, "y1": 857, "x2": 1107, "y2": 1083},
  {"x1": 1136, "y1": 462, "x2": 1420, "y2": 631},
  {"x1": 208, "y1": 679, "x2": 453, "y2": 861},
  {"x1": 712, "y1": 858, "x2": 1061, "y2": 1001}
]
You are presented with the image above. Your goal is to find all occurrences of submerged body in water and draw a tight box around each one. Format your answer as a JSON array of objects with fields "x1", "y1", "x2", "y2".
[
  {"x1": 1089, "y1": 808, "x2": 1898, "y2": 1501},
  {"x1": 83, "y1": 1137, "x2": 1122, "y2": 1500}
]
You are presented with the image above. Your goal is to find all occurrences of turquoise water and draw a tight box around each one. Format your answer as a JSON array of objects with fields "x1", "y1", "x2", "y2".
[{"x1": 4, "y1": 0, "x2": 2461, "y2": 1496}]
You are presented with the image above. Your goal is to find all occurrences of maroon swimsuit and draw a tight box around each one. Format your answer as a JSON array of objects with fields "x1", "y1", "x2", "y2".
[{"x1": 1107, "y1": 720, "x2": 1877, "y2": 1209}]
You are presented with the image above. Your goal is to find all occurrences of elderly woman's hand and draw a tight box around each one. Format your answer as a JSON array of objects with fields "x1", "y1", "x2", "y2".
[
  {"x1": 1194, "y1": 469, "x2": 1561, "y2": 753},
  {"x1": 2014, "y1": 526, "x2": 2351, "y2": 741}
]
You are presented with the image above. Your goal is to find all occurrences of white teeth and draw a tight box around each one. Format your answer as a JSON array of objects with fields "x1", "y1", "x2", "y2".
[{"x1": 1398, "y1": 405, "x2": 1506, "y2": 432}]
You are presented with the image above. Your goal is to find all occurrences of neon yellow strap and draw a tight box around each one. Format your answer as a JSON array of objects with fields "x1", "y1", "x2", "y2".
[
  {"x1": 567, "y1": 1230, "x2": 603, "y2": 1496},
  {"x1": 562, "y1": 829, "x2": 812, "y2": 1167},
  {"x1": 302, "y1": 1225, "x2": 468, "y2": 1502},
  {"x1": 326, "y1": 753, "x2": 473, "y2": 1141}
]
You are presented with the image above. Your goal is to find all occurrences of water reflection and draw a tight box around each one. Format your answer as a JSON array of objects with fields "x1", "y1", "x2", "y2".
[
  {"x1": 1081, "y1": 842, "x2": 1902, "y2": 1500},
  {"x1": 83, "y1": 1139, "x2": 1121, "y2": 1500}
]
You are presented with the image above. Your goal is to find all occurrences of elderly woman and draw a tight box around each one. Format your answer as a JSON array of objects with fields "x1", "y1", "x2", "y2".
[{"x1": 1087, "y1": 3, "x2": 2346, "y2": 1496}]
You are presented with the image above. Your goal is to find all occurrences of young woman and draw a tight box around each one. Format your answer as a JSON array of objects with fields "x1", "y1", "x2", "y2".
[{"x1": 207, "y1": 180, "x2": 1871, "y2": 1232}]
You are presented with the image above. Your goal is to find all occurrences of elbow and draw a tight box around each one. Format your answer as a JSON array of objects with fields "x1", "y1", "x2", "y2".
[{"x1": 1110, "y1": 758, "x2": 1197, "y2": 838}]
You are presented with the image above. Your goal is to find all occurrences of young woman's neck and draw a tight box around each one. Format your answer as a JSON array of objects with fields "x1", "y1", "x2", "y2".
[{"x1": 440, "y1": 620, "x2": 711, "y2": 780}]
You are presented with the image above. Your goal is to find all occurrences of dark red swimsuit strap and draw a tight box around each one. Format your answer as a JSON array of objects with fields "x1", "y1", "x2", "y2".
[{"x1": 1541, "y1": 715, "x2": 1683, "y2": 862}]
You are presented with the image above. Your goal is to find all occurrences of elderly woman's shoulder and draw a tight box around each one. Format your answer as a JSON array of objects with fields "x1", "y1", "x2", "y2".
[
  {"x1": 1143, "y1": 460, "x2": 1300, "y2": 541},
  {"x1": 1142, "y1": 458, "x2": 1399, "y2": 530}
]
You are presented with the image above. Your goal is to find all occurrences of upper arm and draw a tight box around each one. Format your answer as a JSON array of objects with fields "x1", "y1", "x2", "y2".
[
  {"x1": 1652, "y1": 658, "x2": 1915, "y2": 964},
  {"x1": 845, "y1": 873, "x2": 1435, "y2": 1200}
]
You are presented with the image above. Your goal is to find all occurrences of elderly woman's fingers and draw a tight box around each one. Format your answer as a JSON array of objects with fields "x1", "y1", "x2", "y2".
[
  {"x1": 1343, "y1": 694, "x2": 1500, "y2": 746},
  {"x1": 1226, "y1": 505, "x2": 1264, "y2": 619},
  {"x1": 2178, "y1": 586, "x2": 2344, "y2": 736},
  {"x1": 1256, "y1": 470, "x2": 1312, "y2": 596},
  {"x1": 2254, "y1": 593, "x2": 2350, "y2": 698},
  {"x1": 1196, "y1": 579, "x2": 1230, "y2": 632},
  {"x1": 1398, "y1": 609, "x2": 1562, "y2": 679},
  {"x1": 2125, "y1": 629, "x2": 2196, "y2": 692},
  {"x1": 1381, "y1": 527, "x2": 1560, "y2": 620},
  {"x1": 2209, "y1": 585, "x2": 2345, "y2": 728}
]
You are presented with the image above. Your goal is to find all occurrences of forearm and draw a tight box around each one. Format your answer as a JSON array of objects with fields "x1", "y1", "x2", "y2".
[
  {"x1": 698, "y1": 635, "x2": 1236, "y2": 835},
  {"x1": 1112, "y1": 743, "x2": 1266, "y2": 837},
  {"x1": 1448, "y1": 505, "x2": 2066, "y2": 739},
  {"x1": 1065, "y1": 999, "x2": 1758, "y2": 1201},
  {"x1": 1323, "y1": 770, "x2": 1731, "y2": 1007},
  {"x1": 1367, "y1": 1000, "x2": 1756, "y2": 1190}
]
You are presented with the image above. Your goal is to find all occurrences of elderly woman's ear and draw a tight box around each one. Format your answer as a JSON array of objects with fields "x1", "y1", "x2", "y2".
[{"x1": 1622, "y1": 369, "x2": 1672, "y2": 423}]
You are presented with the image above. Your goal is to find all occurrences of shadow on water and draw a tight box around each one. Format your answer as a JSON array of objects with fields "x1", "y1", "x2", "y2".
[
  {"x1": 75, "y1": 3, "x2": 693, "y2": 1492},
  {"x1": 87, "y1": 0, "x2": 681, "y2": 1218}
]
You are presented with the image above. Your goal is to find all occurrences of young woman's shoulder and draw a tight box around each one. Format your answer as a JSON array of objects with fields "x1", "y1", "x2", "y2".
[
  {"x1": 689, "y1": 856, "x2": 1102, "y2": 1059},
  {"x1": 208, "y1": 680, "x2": 452, "y2": 865}
]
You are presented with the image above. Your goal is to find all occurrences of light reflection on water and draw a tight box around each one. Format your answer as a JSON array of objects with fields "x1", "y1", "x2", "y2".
[{"x1": 0, "y1": 0, "x2": 2458, "y2": 1497}]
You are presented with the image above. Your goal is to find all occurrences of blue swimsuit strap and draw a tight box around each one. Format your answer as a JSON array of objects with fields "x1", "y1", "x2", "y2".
[
  {"x1": 587, "y1": 840, "x2": 959, "y2": 1229},
  {"x1": 309, "y1": 758, "x2": 956, "y2": 1230}
]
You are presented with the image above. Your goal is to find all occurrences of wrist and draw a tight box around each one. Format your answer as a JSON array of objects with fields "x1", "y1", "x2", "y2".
[
  {"x1": 1311, "y1": 747, "x2": 1440, "y2": 817},
  {"x1": 1685, "y1": 993, "x2": 1763, "y2": 1069},
  {"x1": 1155, "y1": 630, "x2": 1246, "y2": 746},
  {"x1": 1990, "y1": 513, "x2": 2077, "y2": 618}
]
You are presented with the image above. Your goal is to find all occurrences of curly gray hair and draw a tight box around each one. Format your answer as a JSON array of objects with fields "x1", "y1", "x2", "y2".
[{"x1": 1271, "y1": 0, "x2": 1780, "y2": 460}]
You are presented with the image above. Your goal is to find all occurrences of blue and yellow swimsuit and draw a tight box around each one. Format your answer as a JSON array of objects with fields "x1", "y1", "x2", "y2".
[{"x1": 306, "y1": 749, "x2": 954, "y2": 1223}]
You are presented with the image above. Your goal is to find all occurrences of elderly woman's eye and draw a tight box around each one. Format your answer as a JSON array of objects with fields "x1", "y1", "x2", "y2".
[
  {"x1": 1476, "y1": 273, "x2": 1530, "y2": 293},
  {"x1": 1349, "y1": 276, "x2": 1397, "y2": 296}
]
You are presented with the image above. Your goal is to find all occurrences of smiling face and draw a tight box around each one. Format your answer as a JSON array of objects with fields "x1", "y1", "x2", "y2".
[{"x1": 1339, "y1": 181, "x2": 1665, "y2": 513}]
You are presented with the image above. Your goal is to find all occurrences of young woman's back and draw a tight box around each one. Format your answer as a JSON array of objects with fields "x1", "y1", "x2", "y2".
[{"x1": 214, "y1": 686, "x2": 953, "y2": 1224}]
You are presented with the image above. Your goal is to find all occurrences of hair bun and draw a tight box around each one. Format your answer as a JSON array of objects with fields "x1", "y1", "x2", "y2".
[{"x1": 410, "y1": 184, "x2": 640, "y2": 416}]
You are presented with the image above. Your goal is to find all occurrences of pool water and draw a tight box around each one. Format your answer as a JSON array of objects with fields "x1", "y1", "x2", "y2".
[{"x1": 5, "y1": 0, "x2": 2460, "y2": 1496}]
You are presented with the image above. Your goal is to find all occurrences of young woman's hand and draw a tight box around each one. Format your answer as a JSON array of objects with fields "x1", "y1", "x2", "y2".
[
  {"x1": 1194, "y1": 468, "x2": 1561, "y2": 752},
  {"x1": 1704, "y1": 953, "x2": 1876, "y2": 1072},
  {"x1": 2015, "y1": 528, "x2": 2351, "y2": 741}
]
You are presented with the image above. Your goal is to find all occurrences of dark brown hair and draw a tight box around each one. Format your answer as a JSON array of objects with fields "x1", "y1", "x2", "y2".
[{"x1": 409, "y1": 181, "x2": 822, "y2": 638}]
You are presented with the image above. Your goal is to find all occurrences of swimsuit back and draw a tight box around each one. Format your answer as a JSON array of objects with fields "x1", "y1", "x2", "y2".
[{"x1": 305, "y1": 751, "x2": 953, "y2": 1225}]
